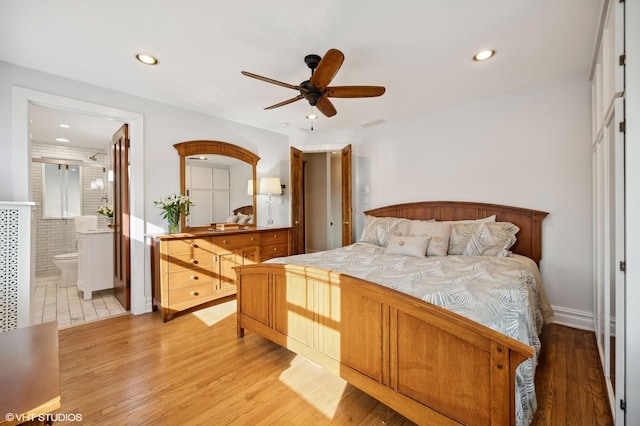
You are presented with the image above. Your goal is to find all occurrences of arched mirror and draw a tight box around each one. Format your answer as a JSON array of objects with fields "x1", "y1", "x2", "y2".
[{"x1": 175, "y1": 140, "x2": 259, "y2": 232}]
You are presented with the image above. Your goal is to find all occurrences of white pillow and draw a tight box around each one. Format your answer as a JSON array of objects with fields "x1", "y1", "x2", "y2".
[
  {"x1": 396, "y1": 218, "x2": 435, "y2": 236},
  {"x1": 225, "y1": 214, "x2": 239, "y2": 223},
  {"x1": 358, "y1": 216, "x2": 408, "y2": 247},
  {"x1": 237, "y1": 213, "x2": 251, "y2": 224},
  {"x1": 441, "y1": 214, "x2": 496, "y2": 224},
  {"x1": 407, "y1": 221, "x2": 452, "y2": 256},
  {"x1": 385, "y1": 235, "x2": 431, "y2": 258}
]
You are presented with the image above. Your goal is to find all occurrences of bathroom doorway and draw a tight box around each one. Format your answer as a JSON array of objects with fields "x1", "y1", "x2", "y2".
[{"x1": 28, "y1": 105, "x2": 129, "y2": 328}]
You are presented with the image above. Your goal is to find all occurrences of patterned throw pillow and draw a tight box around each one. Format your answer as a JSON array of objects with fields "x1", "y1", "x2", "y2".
[
  {"x1": 448, "y1": 222, "x2": 519, "y2": 256},
  {"x1": 358, "y1": 216, "x2": 408, "y2": 247},
  {"x1": 385, "y1": 235, "x2": 431, "y2": 257}
]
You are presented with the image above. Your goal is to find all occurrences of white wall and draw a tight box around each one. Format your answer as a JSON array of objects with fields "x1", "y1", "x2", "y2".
[{"x1": 296, "y1": 73, "x2": 594, "y2": 328}]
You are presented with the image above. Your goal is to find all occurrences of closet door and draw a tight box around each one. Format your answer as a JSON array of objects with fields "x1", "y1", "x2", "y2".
[
  {"x1": 212, "y1": 168, "x2": 230, "y2": 222},
  {"x1": 593, "y1": 98, "x2": 625, "y2": 422},
  {"x1": 186, "y1": 165, "x2": 213, "y2": 226},
  {"x1": 591, "y1": 0, "x2": 625, "y2": 421},
  {"x1": 611, "y1": 98, "x2": 625, "y2": 423}
]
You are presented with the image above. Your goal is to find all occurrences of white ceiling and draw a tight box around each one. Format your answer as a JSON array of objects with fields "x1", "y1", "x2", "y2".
[{"x1": 1, "y1": 0, "x2": 602, "y2": 141}]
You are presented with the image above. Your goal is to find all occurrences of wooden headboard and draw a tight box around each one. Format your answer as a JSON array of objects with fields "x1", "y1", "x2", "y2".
[
  {"x1": 233, "y1": 205, "x2": 253, "y2": 216},
  {"x1": 365, "y1": 201, "x2": 548, "y2": 265}
]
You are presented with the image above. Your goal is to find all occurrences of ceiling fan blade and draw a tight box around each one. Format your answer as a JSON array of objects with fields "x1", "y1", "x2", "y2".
[
  {"x1": 325, "y1": 86, "x2": 386, "y2": 98},
  {"x1": 241, "y1": 71, "x2": 306, "y2": 92},
  {"x1": 264, "y1": 95, "x2": 304, "y2": 110},
  {"x1": 315, "y1": 97, "x2": 337, "y2": 117},
  {"x1": 310, "y1": 49, "x2": 344, "y2": 91}
]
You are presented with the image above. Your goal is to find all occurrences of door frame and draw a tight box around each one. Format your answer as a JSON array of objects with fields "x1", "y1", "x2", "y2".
[
  {"x1": 11, "y1": 87, "x2": 148, "y2": 316},
  {"x1": 290, "y1": 144, "x2": 353, "y2": 254}
]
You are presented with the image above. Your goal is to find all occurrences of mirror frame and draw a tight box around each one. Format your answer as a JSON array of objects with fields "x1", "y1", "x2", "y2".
[{"x1": 174, "y1": 140, "x2": 260, "y2": 232}]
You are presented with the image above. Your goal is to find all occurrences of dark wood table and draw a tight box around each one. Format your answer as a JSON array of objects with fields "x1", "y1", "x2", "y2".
[{"x1": 0, "y1": 321, "x2": 60, "y2": 426}]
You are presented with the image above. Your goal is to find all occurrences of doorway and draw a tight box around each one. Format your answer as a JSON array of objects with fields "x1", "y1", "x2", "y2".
[
  {"x1": 290, "y1": 144, "x2": 352, "y2": 254},
  {"x1": 28, "y1": 108, "x2": 129, "y2": 327},
  {"x1": 11, "y1": 87, "x2": 147, "y2": 323}
]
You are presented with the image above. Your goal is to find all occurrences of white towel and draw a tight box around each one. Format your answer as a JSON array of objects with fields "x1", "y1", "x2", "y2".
[{"x1": 74, "y1": 215, "x2": 98, "y2": 231}]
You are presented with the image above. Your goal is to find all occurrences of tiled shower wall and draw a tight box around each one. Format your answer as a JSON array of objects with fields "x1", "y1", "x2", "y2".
[{"x1": 32, "y1": 142, "x2": 112, "y2": 277}]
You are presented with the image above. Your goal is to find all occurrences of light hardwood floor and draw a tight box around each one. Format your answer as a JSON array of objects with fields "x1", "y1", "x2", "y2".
[{"x1": 50, "y1": 300, "x2": 613, "y2": 425}]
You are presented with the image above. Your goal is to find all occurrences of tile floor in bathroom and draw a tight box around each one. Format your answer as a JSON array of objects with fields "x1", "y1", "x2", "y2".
[{"x1": 32, "y1": 276, "x2": 127, "y2": 329}]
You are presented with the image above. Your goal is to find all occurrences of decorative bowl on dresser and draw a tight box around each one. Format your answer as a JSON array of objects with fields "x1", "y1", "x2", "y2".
[{"x1": 151, "y1": 227, "x2": 292, "y2": 321}]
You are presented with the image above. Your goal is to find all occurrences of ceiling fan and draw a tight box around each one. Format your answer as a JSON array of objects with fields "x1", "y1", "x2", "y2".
[{"x1": 241, "y1": 48, "x2": 385, "y2": 118}]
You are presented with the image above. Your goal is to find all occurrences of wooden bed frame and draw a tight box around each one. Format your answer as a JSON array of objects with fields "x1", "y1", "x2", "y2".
[
  {"x1": 235, "y1": 201, "x2": 548, "y2": 425},
  {"x1": 232, "y1": 205, "x2": 254, "y2": 216}
]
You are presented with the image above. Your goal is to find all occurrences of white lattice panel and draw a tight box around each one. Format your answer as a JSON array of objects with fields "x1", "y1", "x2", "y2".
[
  {"x1": 0, "y1": 202, "x2": 34, "y2": 332},
  {"x1": 0, "y1": 209, "x2": 19, "y2": 331}
]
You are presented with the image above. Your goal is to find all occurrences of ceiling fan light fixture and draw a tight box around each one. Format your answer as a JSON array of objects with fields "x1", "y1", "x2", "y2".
[
  {"x1": 473, "y1": 49, "x2": 496, "y2": 61},
  {"x1": 136, "y1": 53, "x2": 159, "y2": 65}
]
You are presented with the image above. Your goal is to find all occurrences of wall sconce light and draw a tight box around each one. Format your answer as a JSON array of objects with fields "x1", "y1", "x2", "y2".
[
  {"x1": 247, "y1": 179, "x2": 254, "y2": 196},
  {"x1": 259, "y1": 177, "x2": 281, "y2": 226}
]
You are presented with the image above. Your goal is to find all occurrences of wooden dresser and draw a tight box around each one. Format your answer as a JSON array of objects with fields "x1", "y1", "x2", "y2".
[{"x1": 151, "y1": 227, "x2": 291, "y2": 321}]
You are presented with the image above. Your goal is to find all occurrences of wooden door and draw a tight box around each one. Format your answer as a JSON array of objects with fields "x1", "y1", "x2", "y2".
[
  {"x1": 290, "y1": 147, "x2": 304, "y2": 254},
  {"x1": 341, "y1": 144, "x2": 353, "y2": 246},
  {"x1": 112, "y1": 124, "x2": 130, "y2": 310}
]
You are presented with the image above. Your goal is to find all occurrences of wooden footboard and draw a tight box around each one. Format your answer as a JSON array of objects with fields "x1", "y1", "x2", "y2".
[{"x1": 236, "y1": 263, "x2": 534, "y2": 426}]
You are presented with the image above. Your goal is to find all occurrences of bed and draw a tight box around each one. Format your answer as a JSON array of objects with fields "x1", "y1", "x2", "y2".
[{"x1": 235, "y1": 201, "x2": 550, "y2": 425}]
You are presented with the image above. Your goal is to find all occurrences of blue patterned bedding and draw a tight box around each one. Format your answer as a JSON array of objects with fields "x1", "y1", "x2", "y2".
[{"x1": 266, "y1": 242, "x2": 552, "y2": 425}]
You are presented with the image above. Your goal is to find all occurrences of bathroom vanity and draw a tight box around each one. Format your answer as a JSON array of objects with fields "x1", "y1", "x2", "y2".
[
  {"x1": 151, "y1": 227, "x2": 291, "y2": 321},
  {"x1": 77, "y1": 229, "x2": 114, "y2": 300}
]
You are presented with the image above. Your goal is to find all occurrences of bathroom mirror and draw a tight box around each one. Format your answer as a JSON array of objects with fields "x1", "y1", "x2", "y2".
[{"x1": 175, "y1": 140, "x2": 260, "y2": 232}]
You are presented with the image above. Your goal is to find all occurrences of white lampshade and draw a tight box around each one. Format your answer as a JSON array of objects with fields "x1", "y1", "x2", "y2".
[{"x1": 259, "y1": 177, "x2": 281, "y2": 195}]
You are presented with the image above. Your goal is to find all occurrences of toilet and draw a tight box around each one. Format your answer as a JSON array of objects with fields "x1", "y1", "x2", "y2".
[
  {"x1": 53, "y1": 215, "x2": 98, "y2": 287},
  {"x1": 53, "y1": 253, "x2": 79, "y2": 288}
]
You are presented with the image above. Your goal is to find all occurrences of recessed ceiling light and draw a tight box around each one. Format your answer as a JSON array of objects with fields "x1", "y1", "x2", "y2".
[
  {"x1": 473, "y1": 49, "x2": 496, "y2": 61},
  {"x1": 59, "y1": 124, "x2": 70, "y2": 128},
  {"x1": 55, "y1": 138, "x2": 69, "y2": 143},
  {"x1": 136, "y1": 53, "x2": 159, "y2": 65}
]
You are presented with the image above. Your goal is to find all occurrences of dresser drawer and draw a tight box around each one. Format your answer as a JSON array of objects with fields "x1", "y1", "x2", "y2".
[
  {"x1": 168, "y1": 282, "x2": 214, "y2": 307},
  {"x1": 261, "y1": 230, "x2": 289, "y2": 244},
  {"x1": 214, "y1": 233, "x2": 260, "y2": 251},
  {"x1": 260, "y1": 242, "x2": 289, "y2": 261},
  {"x1": 166, "y1": 238, "x2": 213, "y2": 255},
  {"x1": 167, "y1": 269, "x2": 214, "y2": 290},
  {"x1": 166, "y1": 252, "x2": 213, "y2": 272}
]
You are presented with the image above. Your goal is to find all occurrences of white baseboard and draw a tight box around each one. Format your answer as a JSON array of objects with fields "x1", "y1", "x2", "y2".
[{"x1": 550, "y1": 305, "x2": 594, "y2": 331}]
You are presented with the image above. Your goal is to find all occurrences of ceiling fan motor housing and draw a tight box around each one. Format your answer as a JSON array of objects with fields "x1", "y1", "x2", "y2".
[{"x1": 299, "y1": 80, "x2": 322, "y2": 105}]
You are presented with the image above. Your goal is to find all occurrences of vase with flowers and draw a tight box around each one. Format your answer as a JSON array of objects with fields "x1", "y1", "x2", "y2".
[
  {"x1": 154, "y1": 193, "x2": 193, "y2": 234},
  {"x1": 96, "y1": 205, "x2": 114, "y2": 226}
]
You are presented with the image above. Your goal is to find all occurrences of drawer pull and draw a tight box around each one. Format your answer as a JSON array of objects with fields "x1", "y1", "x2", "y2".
[
  {"x1": 190, "y1": 275, "x2": 199, "y2": 280},
  {"x1": 190, "y1": 259, "x2": 199, "y2": 265},
  {"x1": 273, "y1": 247, "x2": 278, "y2": 252},
  {"x1": 190, "y1": 291, "x2": 200, "y2": 296},
  {"x1": 250, "y1": 236, "x2": 255, "y2": 241},
  {"x1": 190, "y1": 243, "x2": 199, "y2": 248},
  {"x1": 222, "y1": 240, "x2": 228, "y2": 244},
  {"x1": 273, "y1": 234, "x2": 277, "y2": 239}
]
